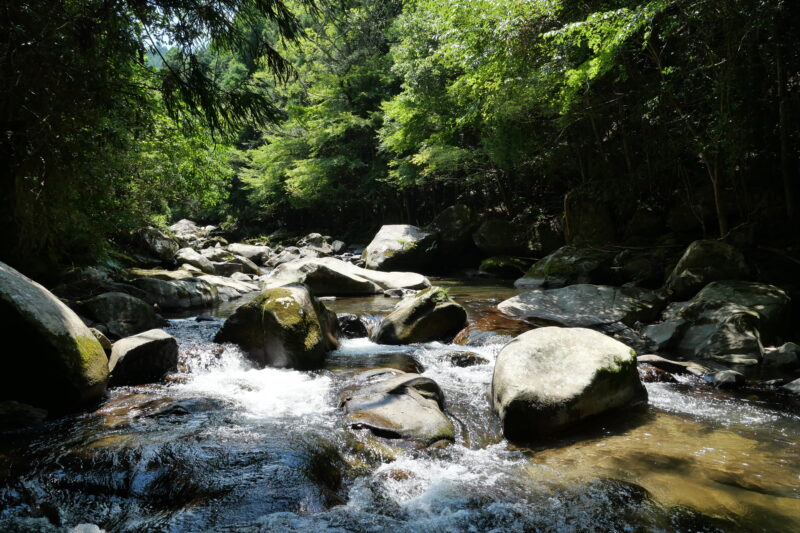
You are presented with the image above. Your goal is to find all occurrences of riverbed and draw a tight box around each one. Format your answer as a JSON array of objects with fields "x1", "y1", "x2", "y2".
[{"x1": 1, "y1": 279, "x2": 798, "y2": 532}]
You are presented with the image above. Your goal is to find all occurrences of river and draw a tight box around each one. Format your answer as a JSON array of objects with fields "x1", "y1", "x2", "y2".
[{"x1": 1, "y1": 279, "x2": 798, "y2": 532}]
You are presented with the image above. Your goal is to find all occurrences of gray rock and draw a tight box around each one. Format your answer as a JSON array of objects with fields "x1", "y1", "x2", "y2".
[
  {"x1": 763, "y1": 343, "x2": 799, "y2": 368},
  {"x1": 339, "y1": 369, "x2": 454, "y2": 445},
  {"x1": 363, "y1": 225, "x2": 438, "y2": 271},
  {"x1": 636, "y1": 354, "x2": 720, "y2": 377},
  {"x1": 197, "y1": 275, "x2": 259, "y2": 301},
  {"x1": 211, "y1": 261, "x2": 244, "y2": 277},
  {"x1": 0, "y1": 261, "x2": 108, "y2": 410},
  {"x1": 214, "y1": 283, "x2": 339, "y2": 369},
  {"x1": 108, "y1": 329, "x2": 178, "y2": 386},
  {"x1": 132, "y1": 277, "x2": 219, "y2": 309},
  {"x1": 89, "y1": 328, "x2": 112, "y2": 352},
  {"x1": 201, "y1": 247, "x2": 234, "y2": 262},
  {"x1": 664, "y1": 240, "x2": 750, "y2": 299},
  {"x1": 331, "y1": 240, "x2": 347, "y2": 254},
  {"x1": 373, "y1": 286, "x2": 467, "y2": 345},
  {"x1": 76, "y1": 291, "x2": 164, "y2": 340},
  {"x1": 137, "y1": 227, "x2": 179, "y2": 261},
  {"x1": 127, "y1": 267, "x2": 195, "y2": 281},
  {"x1": 514, "y1": 245, "x2": 615, "y2": 289},
  {"x1": 231, "y1": 272, "x2": 256, "y2": 282},
  {"x1": 642, "y1": 281, "x2": 790, "y2": 365},
  {"x1": 176, "y1": 247, "x2": 215, "y2": 274},
  {"x1": 230, "y1": 253, "x2": 263, "y2": 275},
  {"x1": 781, "y1": 378, "x2": 800, "y2": 395},
  {"x1": 265, "y1": 257, "x2": 430, "y2": 296},
  {"x1": 478, "y1": 256, "x2": 530, "y2": 279},
  {"x1": 227, "y1": 243, "x2": 271, "y2": 264},
  {"x1": 707, "y1": 370, "x2": 745, "y2": 389},
  {"x1": 498, "y1": 284, "x2": 661, "y2": 328},
  {"x1": 298, "y1": 233, "x2": 334, "y2": 255},
  {"x1": 491, "y1": 327, "x2": 646, "y2": 441},
  {"x1": 170, "y1": 219, "x2": 209, "y2": 246}
]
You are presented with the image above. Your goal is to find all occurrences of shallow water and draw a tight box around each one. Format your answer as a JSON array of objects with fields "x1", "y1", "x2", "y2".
[{"x1": 1, "y1": 280, "x2": 798, "y2": 532}]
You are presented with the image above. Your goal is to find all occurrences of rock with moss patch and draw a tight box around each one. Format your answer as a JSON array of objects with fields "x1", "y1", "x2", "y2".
[
  {"x1": 108, "y1": 329, "x2": 178, "y2": 386},
  {"x1": 363, "y1": 225, "x2": 438, "y2": 271},
  {"x1": 214, "y1": 283, "x2": 339, "y2": 369},
  {"x1": 479, "y1": 256, "x2": 531, "y2": 278},
  {"x1": 514, "y1": 245, "x2": 615, "y2": 289},
  {"x1": 0, "y1": 261, "x2": 108, "y2": 410},
  {"x1": 76, "y1": 291, "x2": 165, "y2": 340},
  {"x1": 339, "y1": 369, "x2": 454, "y2": 445},
  {"x1": 137, "y1": 227, "x2": 179, "y2": 261},
  {"x1": 373, "y1": 286, "x2": 467, "y2": 345},
  {"x1": 491, "y1": 327, "x2": 646, "y2": 441},
  {"x1": 227, "y1": 243, "x2": 272, "y2": 265},
  {"x1": 664, "y1": 240, "x2": 750, "y2": 300}
]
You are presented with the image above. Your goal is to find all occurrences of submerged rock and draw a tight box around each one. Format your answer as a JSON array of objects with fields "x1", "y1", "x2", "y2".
[
  {"x1": 373, "y1": 286, "x2": 467, "y2": 345},
  {"x1": 339, "y1": 369, "x2": 454, "y2": 445},
  {"x1": 337, "y1": 314, "x2": 369, "y2": 339},
  {"x1": 76, "y1": 291, "x2": 165, "y2": 340},
  {"x1": 491, "y1": 327, "x2": 646, "y2": 441},
  {"x1": 0, "y1": 261, "x2": 108, "y2": 410},
  {"x1": 108, "y1": 329, "x2": 179, "y2": 386},
  {"x1": 363, "y1": 225, "x2": 438, "y2": 271},
  {"x1": 498, "y1": 284, "x2": 662, "y2": 328},
  {"x1": 214, "y1": 283, "x2": 339, "y2": 369},
  {"x1": 514, "y1": 245, "x2": 615, "y2": 289},
  {"x1": 664, "y1": 240, "x2": 750, "y2": 299}
]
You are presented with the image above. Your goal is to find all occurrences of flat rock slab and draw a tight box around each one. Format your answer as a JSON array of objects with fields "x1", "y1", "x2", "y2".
[{"x1": 498, "y1": 284, "x2": 661, "y2": 328}]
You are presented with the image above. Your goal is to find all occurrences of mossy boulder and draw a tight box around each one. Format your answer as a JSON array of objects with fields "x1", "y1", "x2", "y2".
[
  {"x1": 491, "y1": 327, "x2": 646, "y2": 441},
  {"x1": 514, "y1": 245, "x2": 615, "y2": 289},
  {"x1": 214, "y1": 283, "x2": 339, "y2": 369},
  {"x1": 137, "y1": 227, "x2": 179, "y2": 261},
  {"x1": 0, "y1": 260, "x2": 108, "y2": 411},
  {"x1": 479, "y1": 256, "x2": 531, "y2": 278},
  {"x1": 363, "y1": 225, "x2": 438, "y2": 271},
  {"x1": 372, "y1": 286, "x2": 467, "y2": 345}
]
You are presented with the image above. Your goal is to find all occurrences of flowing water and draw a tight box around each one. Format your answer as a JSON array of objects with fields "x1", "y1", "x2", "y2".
[{"x1": 1, "y1": 279, "x2": 799, "y2": 532}]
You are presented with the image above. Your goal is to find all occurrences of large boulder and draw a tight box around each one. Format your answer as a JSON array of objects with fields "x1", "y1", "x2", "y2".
[
  {"x1": 214, "y1": 284, "x2": 339, "y2": 369},
  {"x1": 363, "y1": 225, "x2": 438, "y2": 271},
  {"x1": 297, "y1": 233, "x2": 334, "y2": 255},
  {"x1": 373, "y1": 286, "x2": 467, "y2": 345},
  {"x1": 664, "y1": 240, "x2": 750, "y2": 300},
  {"x1": 472, "y1": 219, "x2": 530, "y2": 257},
  {"x1": 108, "y1": 329, "x2": 178, "y2": 386},
  {"x1": 498, "y1": 285, "x2": 662, "y2": 328},
  {"x1": 563, "y1": 189, "x2": 615, "y2": 244},
  {"x1": 0, "y1": 261, "x2": 108, "y2": 410},
  {"x1": 514, "y1": 245, "x2": 615, "y2": 289},
  {"x1": 428, "y1": 204, "x2": 478, "y2": 256},
  {"x1": 137, "y1": 227, "x2": 179, "y2": 261},
  {"x1": 169, "y1": 219, "x2": 210, "y2": 246},
  {"x1": 491, "y1": 327, "x2": 646, "y2": 441},
  {"x1": 643, "y1": 281, "x2": 790, "y2": 365},
  {"x1": 265, "y1": 257, "x2": 430, "y2": 296},
  {"x1": 176, "y1": 247, "x2": 215, "y2": 275},
  {"x1": 227, "y1": 243, "x2": 271, "y2": 265},
  {"x1": 339, "y1": 369, "x2": 454, "y2": 445},
  {"x1": 76, "y1": 291, "x2": 165, "y2": 340},
  {"x1": 131, "y1": 277, "x2": 219, "y2": 309}
]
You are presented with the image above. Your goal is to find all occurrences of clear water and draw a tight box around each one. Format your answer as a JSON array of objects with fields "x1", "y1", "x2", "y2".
[{"x1": 1, "y1": 279, "x2": 798, "y2": 532}]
